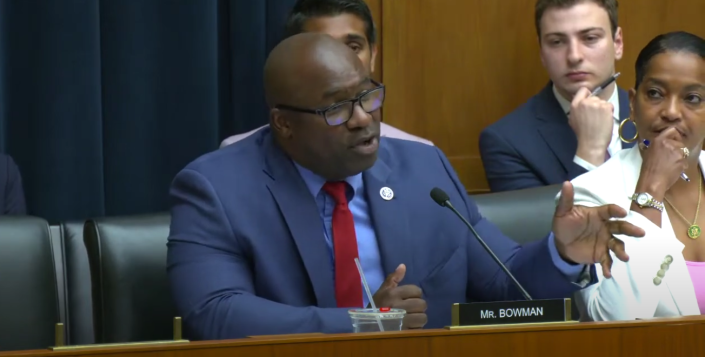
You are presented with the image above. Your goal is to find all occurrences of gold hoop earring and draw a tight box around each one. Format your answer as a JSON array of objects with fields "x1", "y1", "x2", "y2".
[{"x1": 619, "y1": 117, "x2": 638, "y2": 143}]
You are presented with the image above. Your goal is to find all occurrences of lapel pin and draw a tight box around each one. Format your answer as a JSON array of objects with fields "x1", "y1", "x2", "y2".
[{"x1": 380, "y1": 187, "x2": 394, "y2": 201}]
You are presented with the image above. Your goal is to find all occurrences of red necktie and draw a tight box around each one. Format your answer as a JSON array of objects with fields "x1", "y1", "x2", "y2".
[{"x1": 322, "y1": 181, "x2": 363, "y2": 308}]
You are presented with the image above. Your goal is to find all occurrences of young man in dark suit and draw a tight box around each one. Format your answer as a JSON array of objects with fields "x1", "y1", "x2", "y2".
[{"x1": 480, "y1": 0, "x2": 637, "y2": 192}]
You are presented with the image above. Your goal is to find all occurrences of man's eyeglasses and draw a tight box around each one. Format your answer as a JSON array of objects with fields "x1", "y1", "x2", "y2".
[{"x1": 275, "y1": 80, "x2": 385, "y2": 126}]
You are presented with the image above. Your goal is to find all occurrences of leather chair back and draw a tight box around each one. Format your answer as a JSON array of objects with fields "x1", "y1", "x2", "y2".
[
  {"x1": 53, "y1": 221, "x2": 94, "y2": 345},
  {"x1": 0, "y1": 216, "x2": 60, "y2": 351},
  {"x1": 471, "y1": 184, "x2": 582, "y2": 320},
  {"x1": 84, "y1": 213, "x2": 174, "y2": 343},
  {"x1": 470, "y1": 184, "x2": 561, "y2": 244}
]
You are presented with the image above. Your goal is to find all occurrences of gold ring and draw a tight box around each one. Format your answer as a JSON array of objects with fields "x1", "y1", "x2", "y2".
[{"x1": 682, "y1": 147, "x2": 690, "y2": 158}]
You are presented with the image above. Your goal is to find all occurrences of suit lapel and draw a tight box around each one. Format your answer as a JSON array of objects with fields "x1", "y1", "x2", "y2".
[
  {"x1": 535, "y1": 84, "x2": 637, "y2": 170},
  {"x1": 618, "y1": 88, "x2": 637, "y2": 149},
  {"x1": 535, "y1": 83, "x2": 578, "y2": 173},
  {"x1": 362, "y1": 147, "x2": 413, "y2": 281},
  {"x1": 662, "y1": 155, "x2": 705, "y2": 316},
  {"x1": 619, "y1": 147, "x2": 700, "y2": 316},
  {"x1": 262, "y1": 133, "x2": 336, "y2": 307}
]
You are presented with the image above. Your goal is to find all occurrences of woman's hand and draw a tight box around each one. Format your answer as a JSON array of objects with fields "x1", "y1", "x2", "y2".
[{"x1": 637, "y1": 127, "x2": 689, "y2": 200}]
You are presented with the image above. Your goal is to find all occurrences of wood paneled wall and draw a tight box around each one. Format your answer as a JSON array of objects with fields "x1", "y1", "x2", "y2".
[{"x1": 365, "y1": 0, "x2": 705, "y2": 193}]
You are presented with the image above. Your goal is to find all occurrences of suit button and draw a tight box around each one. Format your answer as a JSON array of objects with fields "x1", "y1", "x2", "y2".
[
  {"x1": 657, "y1": 269, "x2": 666, "y2": 278},
  {"x1": 664, "y1": 255, "x2": 673, "y2": 264},
  {"x1": 653, "y1": 277, "x2": 662, "y2": 285}
]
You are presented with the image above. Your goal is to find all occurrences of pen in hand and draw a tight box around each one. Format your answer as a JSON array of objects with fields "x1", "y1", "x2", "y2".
[
  {"x1": 567, "y1": 72, "x2": 621, "y2": 115},
  {"x1": 641, "y1": 139, "x2": 690, "y2": 182},
  {"x1": 590, "y1": 72, "x2": 621, "y2": 96}
]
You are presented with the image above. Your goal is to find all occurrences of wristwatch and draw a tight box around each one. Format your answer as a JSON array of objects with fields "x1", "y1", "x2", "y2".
[{"x1": 630, "y1": 192, "x2": 664, "y2": 212}]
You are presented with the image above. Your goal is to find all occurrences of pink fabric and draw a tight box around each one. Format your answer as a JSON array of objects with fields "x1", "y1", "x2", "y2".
[
  {"x1": 219, "y1": 123, "x2": 434, "y2": 148},
  {"x1": 686, "y1": 261, "x2": 705, "y2": 314}
]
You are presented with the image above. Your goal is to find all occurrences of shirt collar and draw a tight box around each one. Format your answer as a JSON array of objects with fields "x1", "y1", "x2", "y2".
[
  {"x1": 552, "y1": 82, "x2": 620, "y2": 121},
  {"x1": 293, "y1": 161, "x2": 364, "y2": 198}
]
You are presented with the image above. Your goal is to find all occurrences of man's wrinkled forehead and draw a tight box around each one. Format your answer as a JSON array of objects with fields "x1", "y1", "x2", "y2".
[
  {"x1": 540, "y1": 2, "x2": 611, "y2": 38},
  {"x1": 311, "y1": 44, "x2": 363, "y2": 71},
  {"x1": 303, "y1": 14, "x2": 369, "y2": 45},
  {"x1": 321, "y1": 74, "x2": 370, "y2": 100},
  {"x1": 306, "y1": 47, "x2": 367, "y2": 93}
]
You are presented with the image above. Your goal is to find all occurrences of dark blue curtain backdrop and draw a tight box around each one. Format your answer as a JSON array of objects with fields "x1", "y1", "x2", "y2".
[{"x1": 0, "y1": 0, "x2": 296, "y2": 222}]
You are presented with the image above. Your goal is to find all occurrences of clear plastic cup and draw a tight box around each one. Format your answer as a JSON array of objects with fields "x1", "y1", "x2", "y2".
[{"x1": 348, "y1": 308, "x2": 406, "y2": 332}]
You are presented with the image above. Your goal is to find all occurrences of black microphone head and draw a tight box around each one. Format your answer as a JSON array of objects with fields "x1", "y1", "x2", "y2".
[{"x1": 430, "y1": 187, "x2": 450, "y2": 207}]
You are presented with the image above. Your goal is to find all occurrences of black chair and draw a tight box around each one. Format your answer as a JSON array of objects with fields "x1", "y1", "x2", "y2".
[
  {"x1": 471, "y1": 184, "x2": 582, "y2": 320},
  {"x1": 50, "y1": 221, "x2": 94, "y2": 345},
  {"x1": 0, "y1": 216, "x2": 60, "y2": 351},
  {"x1": 470, "y1": 184, "x2": 562, "y2": 244},
  {"x1": 84, "y1": 213, "x2": 175, "y2": 343}
]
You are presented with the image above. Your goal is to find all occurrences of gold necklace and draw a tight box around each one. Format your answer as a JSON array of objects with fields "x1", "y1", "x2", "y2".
[{"x1": 664, "y1": 171, "x2": 702, "y2": 239}]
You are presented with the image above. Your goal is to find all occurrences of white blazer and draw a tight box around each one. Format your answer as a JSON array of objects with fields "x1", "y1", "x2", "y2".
[{"x1": 569, "y1": 145, "x2": 701, "y2": 321}]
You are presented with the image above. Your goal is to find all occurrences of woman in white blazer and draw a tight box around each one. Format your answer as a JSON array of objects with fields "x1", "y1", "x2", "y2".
[{"x1": 570, "y1": 31, "x2": 705, "y2": 321}]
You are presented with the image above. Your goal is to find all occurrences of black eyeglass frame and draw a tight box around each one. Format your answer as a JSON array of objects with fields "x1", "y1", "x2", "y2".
[{"x1": 274, "y1": 79, "x2": 385, "y2": 126}]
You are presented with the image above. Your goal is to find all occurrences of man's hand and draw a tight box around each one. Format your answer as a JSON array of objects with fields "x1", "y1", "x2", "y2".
[
  {"x1": 569, "y1": 87, "x2": 615, "y2": 167},
  {"x1": 372, "y1": 264, "x2": 427, "y2": 329},
  {"x1": 552, "y1": 182, "x2": 646, "y2": 278}
]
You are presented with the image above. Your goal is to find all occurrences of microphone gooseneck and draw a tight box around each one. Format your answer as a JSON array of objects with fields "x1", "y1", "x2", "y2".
[{"x1": 429, "y1": 187, "x2": 533, "y2": 301}]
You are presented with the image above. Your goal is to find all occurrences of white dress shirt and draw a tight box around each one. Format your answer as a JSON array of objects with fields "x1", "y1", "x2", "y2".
[{"x1": 552, "y1": 84, "x2": 621, "y2": 171}]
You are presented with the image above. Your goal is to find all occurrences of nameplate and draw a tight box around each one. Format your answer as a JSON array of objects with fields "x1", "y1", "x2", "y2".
[{"x1": 449, "y1": 298, "x2": 571, "y2": 328}]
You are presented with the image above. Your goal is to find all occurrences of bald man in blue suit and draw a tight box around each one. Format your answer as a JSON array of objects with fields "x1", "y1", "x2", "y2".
[{"x1": 167, "y1": 33, "x2": 644, "y2": 340}]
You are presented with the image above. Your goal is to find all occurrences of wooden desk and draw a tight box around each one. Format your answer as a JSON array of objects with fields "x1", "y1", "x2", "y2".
[{"x1": 2, "y1": 316, "x2": 704, "y2": 357}]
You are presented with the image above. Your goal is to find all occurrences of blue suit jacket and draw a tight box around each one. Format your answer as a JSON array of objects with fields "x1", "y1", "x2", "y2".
[
  {"x1": 0, "y1": 153, "x2": 25, "y2": 215},
  {"x1": 167, "y1": 127, "x2": 589, "y2": 340},
  {"x1": 479, "y1": 83, "x2": 636, "y2": 192}
]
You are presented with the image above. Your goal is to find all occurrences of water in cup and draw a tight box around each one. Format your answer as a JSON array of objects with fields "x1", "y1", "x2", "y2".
[{"x1": 348, "y1": 308, "x2": 406, "y2": 332}]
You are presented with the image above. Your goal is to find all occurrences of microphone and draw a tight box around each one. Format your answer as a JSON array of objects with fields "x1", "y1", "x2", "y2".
[{"x1": 430, "y1": 187, "x2": 533, "y2": 301}]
